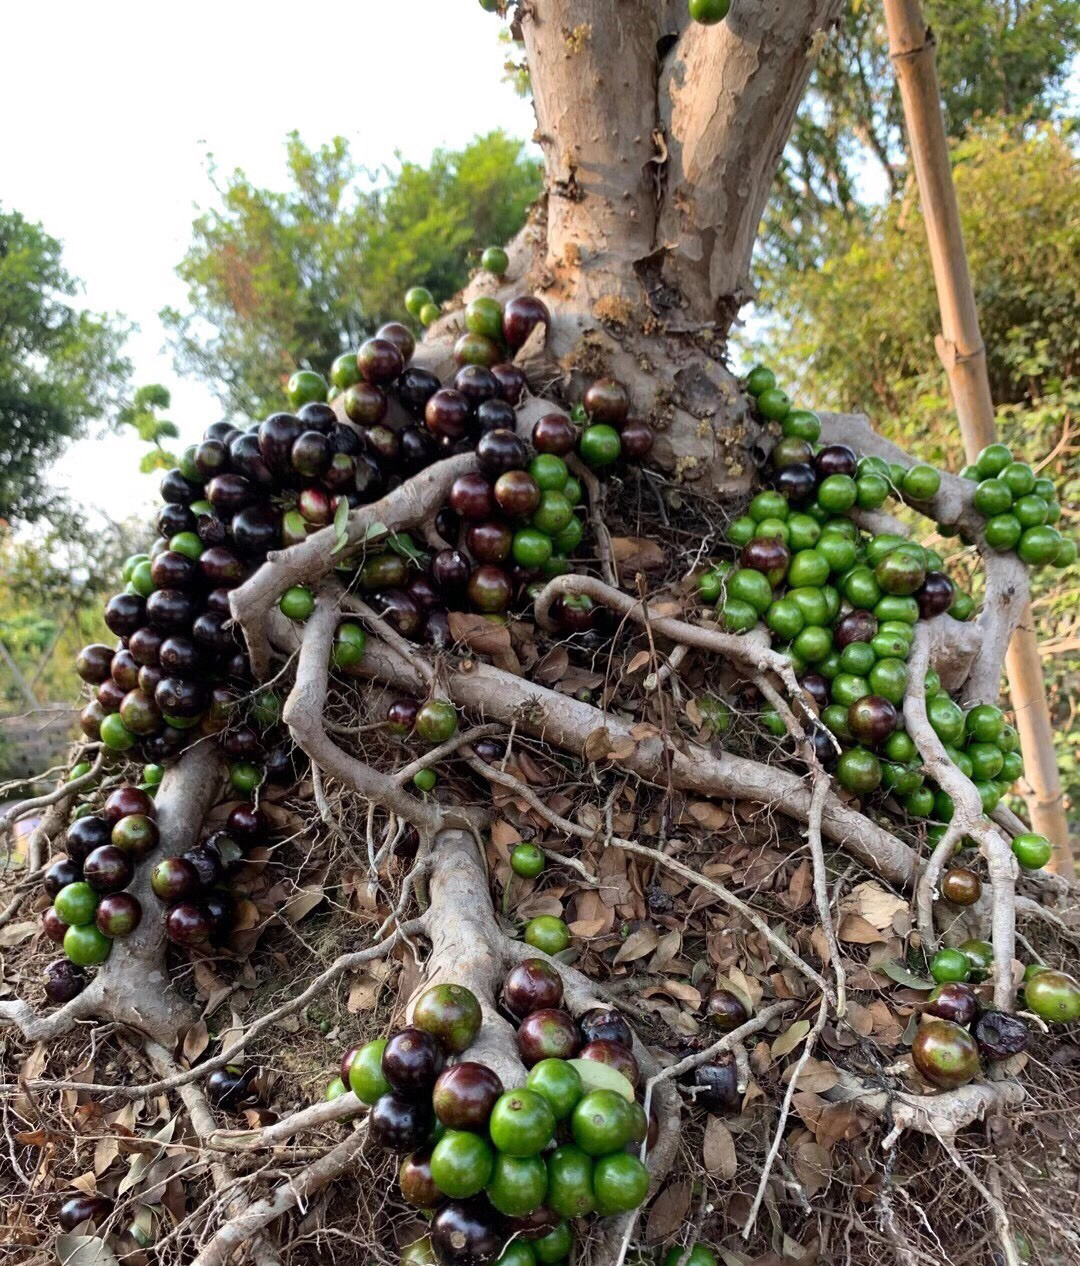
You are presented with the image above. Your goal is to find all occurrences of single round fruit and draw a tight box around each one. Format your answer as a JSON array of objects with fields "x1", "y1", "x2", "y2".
[
  {"x1": 504, "y1": 959, "x2": 564, "y2": 1018},
  {"x1": 416, "y1": 701, "x2": 458, "y2": 744},
  {"x1": 545, "y1": 1144, "x2": 595, "y2": 1219},
  {"x1": 430, "y1": 1198, "x2": 505, "y2": 1266},
  {"x1": 64, "y1": 922, "x2": 112, "y2": 965},
  {"x1": 571, "y1": 1088, "x2": 634, "y2": 1156},
  {"x1": 279, "y1": 586, "x2": 315, "y2": 621},
  {"x1": 83, "y1": 846, "x2": 133, "y2": 895},
  {"x1": 369, "y1": 1092, "x2": 434, "y2": 1153},
  {"x1": 503, "y1": 295, "x2": 550, "y2": 350},
  {"x1": 930, "y1": 948, "x2": 971, "y2": 984},
  {"x1": 835, "y1": 748, "x2": 882, "y2": 794},
  {"x1": 911, "y1": 1018, "x2": 980, "y2": 1089},
  {"x1": 487, "y1": 1153, "x2": 548, "y2": 1217},
  {"x1": 431, "y1": 1131, "x2": 495, "y2": 1200},
  {"x1": 434, "y1": 1063, "x2": 504, "y2": 1130},
  {"x1": 525, "y1": 1058, "x2": 583, "y2": 1121},
  {"x1": 705, "y1": 988, "x2": 749, "y2": 1031},
  {"x1": 54, "y1": 882, "x2": 98, "y2": 927},
  {"x1": 518, "y1": 1009, "x2": 581, "y2": 1066},
  {"x1": 382, "y1": 1027, "x2": 446, "y2": 1096},
  {"x1": 510, "y1": 844, "x2": 545, "y2": 878},
  {"x1": 414, "y1": 983, "x2": 483, "y2": 1055},
  {"x1": 924, "y1": 982, "x2": 978, "y2": 1026},
  {"x1": 578, "y1": 424, "x2": 621, "y2": 468},
  {"x1": 481, "y1": 246, "x2": 509, "y2": 275},
  {"x1": 941, "y1": 867, "x2": 981, "y2": 906},
  {"x1": 592, "y1": 1152, "x2": 649, "y2": 1216},
  {"x1": 349, "y1": 1039, "x2": 391, "y2": 1104},
  {"x1": 400, "y1": 1148, "x2": 444, "y2": 1210},
  {"x1": 1011, "y1": 832, "x2": 1051, "y2": 870},
  {"x1": 847, "y1": 695, "x2": 898, "y2": 747},
  {"x1": 1024, "y1": 970, "x2": 1080, "y2": 1024},
  {"x1": 524, "y1": 916, "x2": 569, "y2": 955},
  {"x1": 490, "y1": 1088, "x2": 556, "y2": 1157},
  {"x1": 58, "y1": 1195, "x2": 114, "y2": 1232}
]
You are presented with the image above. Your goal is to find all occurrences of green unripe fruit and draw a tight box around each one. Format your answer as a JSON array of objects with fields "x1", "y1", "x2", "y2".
[
  {"x1": 419, "y1": 302, "x2": 441, "y2": 327},
  {"x1": 510, "y1": 844, "x2": 545, "y2": 878},
  {"x1": 1000, "y1": 461, "x2": 1035, "y2": 498},
  {"x1": 835, "y1": 748, "x2": 882, "y2": 794},
  {"x1": 817, "y1": 475, "x2": 857, "y2": 513},
  {"x1": 930, "y1": 948, "x2": 971, "y2": 984},
  {"x1": 578, "y1": 425, "x2": 621, "y2": 468},
  {"x1": 745, "y1": 366, "x2": 776, "y2": 396},
  {"x1": 727, "y1": 516, "x2": 755, "y2": 547},
  {"x1": 413, "y1": 769, "x2": 437, "y2": 793},
  {"x1": 719, "y1": 599, "x2": 758, "y2": 632},
  {"x1": 973, "y1": 479, "x2": 1014, "y2": 517},
  {"x1": 64, "y1": 922, "x2": 112, "y2": 965},
  {"x1": 1017, "y1": 525, "x2": 1062, "y2": 566},
  {"x1": 348, "y1": 1040, "x2": 390, "y2": 1103},
  {"x1": 405, "y1": 286, "x2": 434, "y2": 318},
  {"x1": 415, "y1": 701, "x2": 458, "y2": 744},
  {"x1": 901, "y1": 464, "x2": 941, "y2": 501},
  {"x1": 287, "y1": 370, "x2": 328, "y2": 408},
  {"x1": 1012, "y1": 832, "x2": 1052, "y2": 870},
  {"x1": 279, "y1": 586, "x2": 315, "y2": 621},
  {"x1": 430, "y1": 1131, "x2": 494, "y2": 1199},
  {"x1": 481, "y1": 246, "x2": 510, "y2": 275},
  {"x1": 525, "y1": 916, "x2": 570, "y2": 955},
  {"x1": 1024, "y1": 970, "x2": 1080, "y2": 1024},
  {"x1": 330, "y1": 352, "x2": 362, "y2": 390},
  {"x1": 974, "y1": 443, "x2": 1012, "y2": 478},
  {"x1": 689, "y1": 0, "x2": 731, "y2": 24},
  {"x1": 54, "y1": 882, "x2": 98, "y2": 927},
  {"x1": 466, "y1": 296, "x2": 504, "y2": 342},
  {"x1": 782, "y1": 409, "x2": 822, "y2": 442},
  {"x1": 756, "y1": 388, "x2": 791, "y2": 421},
  {"x1": 99, "y1": 713, "x2": 137, "y2": 752}
]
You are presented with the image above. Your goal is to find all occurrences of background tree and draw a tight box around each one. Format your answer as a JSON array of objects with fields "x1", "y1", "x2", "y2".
[
  {"x1": 162, "y1": 131, "x2": 541, "y2": 419},
  {"x1": 0, "y1": 207, "x2": 130, "y2": 525}
]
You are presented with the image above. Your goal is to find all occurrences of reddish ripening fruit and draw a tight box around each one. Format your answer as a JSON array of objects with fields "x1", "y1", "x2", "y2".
[
  {"x1": 584, "y1": 378, "x2": 630, "y2": 427},
  {"x1": 96, "y1": 892, "x2": 142, "y2": 938},
  {"x1": 425, "y1": 389, "x2": 470, "y2": 441},
  {"x1": 382, "y1": 1027, "x2": 447, "y2": 1096},
  {"x1": 740, "y1": 537, "x2": 790, "y2": 585},
  {"x1": 705, "y1": 988, "x2": 749, "y2": 1032},
  {"x1": 110, "y1": 648, "x2": 140, "y2": 690},
  {"x1": 369, "y1": 1092, "x2": 433, "y2": 1153},
  {"x1": 517, "y1": 1009, "x2": 581, "y2": 1067},
  {"x1": 467, "y1": 521, "x2": 513, "y2": 564},
  {"x1": 400, "y1": 1147, "x2": 445, "y2": 1210},
  {"x1": 165, "y1": 902, "x2": 214, "y2": 947},
  {"x1": 503, "y1": 295, "x2": 550, "y2": 351},
  {"x1": 433, "y1": 1063, "x2": 505, "y2": 1130},
  {"x1": 494, "y1": 470, "x2": 542, "y2": 519},
  {"x1": 112, "y1": 814, "x2": 159, "y2": 858},
  {"x1": 620, "y1": 418, "x2": 655, "y2": 459},
  {"x1": 344, "y1": 381, "x2": 388, "y2": 426},
  {"x1": 941, "y1": 867, "x2": 982, "y2": 906},
  {"x1": 683, "y1": 1054, "x2": 739, "y2": 1113},
  {"x1": 82, "y1": 846, "x2": 133, "y2": 895},
  {"x1": 834, "y1": 610, "x2": 878, "y2": 648},
  {"x1": 43, "y1": 907, "x2": 68, "y2": 943},
  {"x1": 227, "y1": 803, "x2": 265, "y2": 839},
  {"x1": 467, "y1": 566, "x2": 512, "y2": 614},
  {"x1": 358, "y1": 337, "x2": 405, "y2": 385},
  {"x1": 911, "y1": 1018, "x2": 981, "y2": 1088},
  {"x1": 503, "y1": 958, "x2": 564, "y2": 1018},
  {"x1": 532, "y1": 414, "x2": 576, "y2": 456},
  {"x1": 387, "y1": 698, "x2": 420, "y2": 736},
  {"x1": 413, "y1": 983, "x2": 484, "y2": 1054},
  {"x1": 129, "y1": 626, "x2": 165, "y2": 666},
  {"x1": 579, "y1": 1040, "x2": 639, "y2": 1089},
  {"x1": 579, "y1": 1008, "x2": 634, "y2": 1047},
  {"x1": 450, "y1": 473, "x2": 495, "y2": 521},
  {"x1": 152, "y1": 859, "x2": 200, "y2": 906},
  {"x1": 58, "y1": 1194, "x2": 114, "y2": 1231},
  {"x1": 376, "y1": 321, "x2": 416, "y2": 362},
  {"x1": 847, "y1": 695, "x2": 898, "y2": 746},
  {"x1": 96, "y1": 678, "x2": 126, "y2": 713},
  {"x1": 924, "y1": 982, "x2": 979, "y2": 1026},
  {"x1": 44, "y1": 959, "x2": 88, "y2": 1005}
]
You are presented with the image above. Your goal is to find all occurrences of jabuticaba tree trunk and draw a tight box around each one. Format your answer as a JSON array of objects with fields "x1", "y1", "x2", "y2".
[{"x1": 423, "y1": 0, "x2": 845, "y2": 491}]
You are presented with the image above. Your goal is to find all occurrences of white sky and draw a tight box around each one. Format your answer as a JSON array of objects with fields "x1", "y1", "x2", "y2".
[{"x1": 0, "y1": 0, "x2": 536, "y2": 525}]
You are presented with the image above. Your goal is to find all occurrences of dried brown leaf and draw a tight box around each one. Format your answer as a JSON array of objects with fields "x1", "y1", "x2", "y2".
[
  {"x1": 644, "y1": 1179, "x2": 692, "y2": 1243},
  {"x1": 702, "y1": 1116, "x2": 738, "y2": 1178}
]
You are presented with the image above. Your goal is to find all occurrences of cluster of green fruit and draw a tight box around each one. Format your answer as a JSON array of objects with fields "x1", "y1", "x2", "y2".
[
  {"x1": 960, "y1": 442, "x2": 1075, "y2": 567},
  {"x1": 330, "y1": 971, "x2": 655, "y2": 1266},
  {"x1": 401, "y1": 247, "x2": 509, "y2": 328},
  {"x1": 911, "y1": 962, "x2": 1079, "y2": 1091}
]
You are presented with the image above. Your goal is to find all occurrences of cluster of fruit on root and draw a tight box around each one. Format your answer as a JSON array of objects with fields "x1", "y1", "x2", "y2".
[{"x1": 324, "y1": 963, "x2": 735, "y2": 1266}]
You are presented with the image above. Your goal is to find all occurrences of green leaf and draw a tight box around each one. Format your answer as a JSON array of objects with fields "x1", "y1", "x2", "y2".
[
  {"x1": 878, "y1": 960, "x2": 934, "y2": 990},
  {"x1": 387, "y1": 531, "x2": 429, "y2": 566},
  {"x1": 772, "y1": 1019, "x2": 811, "y2": 1058},
  {"x1": 330, "y1": 496, "x2": 351, "y2": 555}
]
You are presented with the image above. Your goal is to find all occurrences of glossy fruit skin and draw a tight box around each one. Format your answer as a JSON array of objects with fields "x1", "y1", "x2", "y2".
[
  {"x1": 77, "y1": 643, "x2": 115, "y2": 684},
  {"x1": 592, "y1": 1152, "x2": 649, "y2": 1216},
  {"x1": 58, "y1": 1194, "x2": 114, "y2": 1231},
  {"x1": 487, "y1": 1152, "x2": 547, "y2": 1218},
  {"x1": 348, "y1": 1039, "x2": 391, "y2": 1103},
  {"x1": 571, "y1": 1088, "x2": 634, "y2": 1156},
  {"x1": 414, "y1": 983, "x2": 484, "y2": 1054},
  {"x1": 369, "y1": 1092, "x2": 434, "y2": 1153},
  {"x1": 518, "y1": 1009, "x2": 581, "y2": 1066},
  {"x1": 383, "y1": 1027, "x2": 447, "y2": 1096},
  {"x1": 489, "y1": 1088, "x2": 557, "y2": 1157},
  {"x1": 44, "y1": 858, "x2": 83, "y2": 899},
  {"x1": 433, "y1": 1063, "x2": 504, "y2": 1130},
  {"x1": 543, "y1": 1144, "x2": 595, "y2": 1219},
  {"x1": 930, "y1": 947, "x2": 971, "y2": 984},
  {"x1": 431, "y1": 1131, "x2": 495, "y2": 1200},
  {"x1": 151, "y1": 857, "x2": 200, "y2": 902},
  {"x1": 503, "y1": 295, "x2": 550, "y2": 350},
  {"x1": 924, "y1": 982, "x2": 978, "y2": 1026},
  {"x1": 451, "y1": 473, "x2": 496, "y2": 521},
  {"x1": 43, "y1": 907, "x2": 68, "y2": 943},
  {"x1": 495, "y1": 470, "x2": 542, "y2": 519},
  {"x1": 941, "y1": 867, "x2": 981, "y2": 906},
  {"x1": 104, "y1": 592, "x2": 146, "y2": 638},
  {"x1": 416, "y1": 701, "x2": 459, "y2": 744},
  {"x1": 689, "y1": 0, "x2": 730, "y2": 23},
  {"x1": 401, "y1": 1147, "x2": 445, "y2": 1210},
  {"x1": 1024, "y1": 970, "x2": 1080, "y2": 1024},
  {"x1": 584, "y1": 378, "x2": 630, "y2": 426},
  {"x1": 835, "y1": 748, "x2": 882, "y2": 794},
  {"x1": 1012, "y1": 832, "x2": 1052, "y2": 870},
  {"x1": 477, "y1": 428, "x2": 529, "y2": 476},
  {"x1": 524, "y1": 916, "x2": 569, "y2": 956},
  {"x1": 662, "y1": 1248, "x2": 718, "y2": 1266},
  {"x1": 848, "y1": 695, "x2": 898, "y2": 746},
  {"x1": 468, "y1": 566, "x2": 512, "y2": 614},
  {"x1": 974, "y1": 1010, "x2": 1029, "y2": 1061},
  {"x1": 468, "y1": 522, "x2": 514, "y2": 564},
  {"x1": 82, "y1": 846, "x2": 133, "y2": 895},
  {"x1": 432, "y1": 550, "x2": 471, "y2": 595},
  {"x1": 705, "y1": 988, "x2": 749, "y2": 1032},
  {"x1": 578, "y1": 424, "x2": 621, "y2": 468},
  {"x1": 525, "y1": 1058, "x2": 584, "y2": 1121},
  {"x1": 579, "y1": 1040, "x2": 640, "y2": 1089},
  {"x1": 388, "y1": 698, "x2": 421, "y2": 736},
  {"x1": 430, "y1": 1197, "x2": 506, "y2": 1266},
  {"x1": 503, "y1": 959, "x2": 564, "y2": 1018},
  {"x1": 532, "y1": 414, "x2": 576, "y2": 457},
  {"x1": 165, "y1": 902, "x2": 214, "y2": 946},
  {"x1": 66, "y1": 816, "x2": 112, "y2": 864},
  {"x1": 54, "y1": 881, "x2": 98, "y2": 927},
  {"x1": 426, "y1": 389, "x2": 471, "y2": 441},
  {"x1": 912, "y1": 1018, "x2": 981, "y2": 1089},
  {"x1": 64, "y1": 922, "x2": 112, "y2": 965}
]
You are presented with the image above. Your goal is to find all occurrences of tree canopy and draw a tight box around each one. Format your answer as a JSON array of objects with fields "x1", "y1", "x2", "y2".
[
  {"x1": 162, "y1": 130, "x2": 542, "y2": 420},
  {"x1": 0, "y1": 208, "x2": 130, "y2": 525}
]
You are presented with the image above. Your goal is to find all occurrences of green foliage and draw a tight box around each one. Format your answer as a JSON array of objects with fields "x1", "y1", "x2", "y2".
[
  {"x1": 754, "y1": 121, "x2": 1080, "y2": 817},
  {"x1": 118, "y1": 384, "x2": 179, "y2": 472},
  {"x1": 0, "y1": 207, "x2": 131, "y2": 525},
  {"x1": 163, "y1": 131, "x2": 541, "y2": 419}
]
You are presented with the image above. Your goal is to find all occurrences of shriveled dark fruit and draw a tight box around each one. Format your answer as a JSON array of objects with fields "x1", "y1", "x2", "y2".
[
  {"x1": 382, "y1": 1027, "x2": 447, "y2": 1095},
  {"x1": 911, "y1": 1018, "x2": 981, "y2": 1088},
  {"x1": 400, "y1": 1147, "x2": 445, "y2": 1209},
  {"x1": 705, "y1": 988, "x2": 749, "y2": 1032},
  {"x1": 941, "y1": 867, "x2": 982, "y2": 906},
  {"x1": 44, "y1": 858, "x2": 82, "y2": 899},
  {"x1": 430, "y1": 1197, "x2": 506, "y2": 1266},
  {"x1": 683, "y1": 1053, "x2": 739, "y2": 1113},
  {"x1": 503, "y1": 958, "x2": 564, "y2": 1018},
  {"x1": 924, "y1": 982, "x2": 978, "y2": 1026},
  {"x1": 974, "y1": 1010, "x2": 1029, "y2": 1061},
  {"x1": 206, "y1": 1067, "x2": 256, "y2": 1109},
  {"x1": 413, "y1": 983, "x2": 483, "y2": 1054},
  {"x1": 578, "y1": 1007, "x2": 633, "y2": 1047},
  {"x1": 368, "y1": 1092, "x2": 433, "y2": 1153},
  {"x1": 517, "y1": 1009, "x2": 581, "y2": 1066},
  {"x1": 183, "y1": 847, "x2": 223, "y2": 889},
  {"x1": 65, "y1": 816, "x2": 112, "y2": 863},
  {"x1": 44, "y1": 959, "x2": 87, "y2": 1004},
  {"x1": 579, "y1": 1040, "x2": 639, "y2": 1089},
  {"x1": 433, "y1": 1062, "x2": 504, "y2": 1130},
  {"x1": 58, "y1": 1194, "x2": 114, "y2": 1231}
]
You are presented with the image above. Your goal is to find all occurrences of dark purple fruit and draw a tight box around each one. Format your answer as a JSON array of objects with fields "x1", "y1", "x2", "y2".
[
  {"x1": 740, "y1": 537, "x2": 790, "y2": 582},
  {"x1": 705, "y1": 988, "x2": 749, "y2": 1032},
  {"x1": 158, "y1": 636, "x2": 202, "y2": 678},
  {"x1": 573, "y1": 1009, "x2": 630, "y2": 1047},
  {"x1": 45, "y1": 959, "x2": 88, "y2": 1004},
  {"x1": 151, "y1": 857, "x2": 201, "y2": 902},
  {"x1": 104, "y1": 786, "x2": 155, "y2": 824},
  {"x1": 206, "y1": 473, "x2": 255, "y2": 517},
  {"x1": 358, "y1": 337, "x2": 405, "y2": 386},
  {"x1": 433, "y1": 1062, "x2": 505, "y2": 1130},
  {"x1": 83, "y1": 846, "x2": 133, "y2": 895},
  {"x1": 297, "y1": 401, "x2": 337, "y2": 434},
  {"x1": 160, "y1": 469, "x2": 200, "y2": 506},
  {"x1": 815, "y1": 445, "x2": 858, "y2": 477},
  {"x1": 165, "y1": 902, "x2": 214, "y2": 947},
  {"x1": 145, "y1": 589, "x2": 194, "y2": 633},
  {"x1": 157, "y1": 502, "x2": 195, "y2": 539},
  {"x1": 454, "y1": 364, "x2": 499, "y2": 410},
  {"x1": 620, "y1": 418, "x2": 655, "y2": 459},
  {"x1": 517, "y1": 1009, "x2": 580, "y2": 1067},
  {"x1": 110, "y1": 649, "x2": 139, "y2": 689},
  {"x1": 584, "y1": 378, "x2": 629, "y2": 426},
  {"x1": 430, "y1": 1198, "x2": 505, "y2": 1266},
  {"x1": 400, "y1": 425, "x2": 437, "y2": 473},
  {"x1": 475, "y1": 399, "x2": 516, "y2": 435},
  {"x1": 432, "y1": 549, "x2": 472, "y2": 595},
  {"x1": 193, "y1": 612, "x2": 235, "y2": 655},
  {"x1": 916, "y1": 572, "x2": 955, "y2": 620},
  {"x1": 847, "y1": 695, "x2": 898, "y2": 746},
  {"x1": 43, "y1": 907, "x2": 68, "y2": 943},
  {"x1": 477, "y1": 429, "x2": 528, "y2": 477},
  {"x1": 44, "y1": 858, "x2": 82, "y2": 899},
  {"x1": 232, "y1": 505, "x2": 279, "y2": 556},
  {"x1": 229, "y1": 433, "x2": 274, "y2": 487},
  {"x1": 834, "y1": 610, "x2": 878, "y2": 649},
  {"x1": 259, "y1": 413, "x2": 304, "y2": 475},
  {"x1": 376, "y1": 321, "x2": 416, "y2": 362},
  {"x1": 206, "y1": 1067, "x2": 256, "y2": 1109},
  {"x1": 128, "y1": 626, "x2": 164, "y2": 666},
  {"x1": 368, "y1": 1092, "x2": 433, "y2": 1153},
  {"x1": 400, "y1": 1147, "x2": 445, "y2": 1209},
  {"x1": 57, "y1": 1195, "x2": 113, "y2": 1231},
  {"x1": 200, "y1": 547, "x2": 246, "y2": 588},
  {"x1": 974, "y1": 1010, "x2": 1029, "y2": 1061},
  {"x1": 195, "y1": 510, "x2": 229, "y2": 548},
  {"x1": 450, "y1": 474, "x2": 495, "y2": 521},
  {"x1": 104, "y1": 593, "x2": 146, "y2": 638},
  {"x1": 80, "y1": 700, "x2": 106, "y2": 739},
  {"x1": 408, "y1": 574, "x2": 443, "y2": 611},
  {"x1": 491, "y1": 363, "x2": 527, "y2": 406},
  {"x1": 194, "y1": 438, "x2": 229, "y2": 479},
  {"x1": 366, "y1": 424, "x2": 402, "y2": 466},
  {"x1": 503, "y1": 296, "x2": 550, "y2": 351},
  {"x1": 372, "y1": 590, "x2": 423, "y2": 639},
  {"x1": 96, "y1": 678, "x2": 126, "y2": 713},
  {"x1": 924, "y1": 982, "x2": 978, "y2": 1026},
  {"x1": 155, "y1": 677, "x2": 206, "y2": 720},
  {"x1": 76, "y1": 644, "x2": 114, "y2": 684},
  {"x1": 775, "y1": 462, "x2": 818, "y2": 506},
  {"x1": 382, "y1": 1027, "x2": 446, "y2": 1096},
  {"x1": 800, "y1": 673, "x2": 831, "y2": 711},
  {"x1": 204, "y1": 891, "x2": 234, "y2": 938},
  {"x1": 397, "y1": 367, "x2": 441, "y2": 417},
  {"x1": 579, "y1": 1040, "x2": 639, "y2": 1089},
  {"x1": 467, "y1": 521, "x2": 513, "y2": 564},
  {"x1": 96, "y1": 892, "x2": 142, "y2": 938},
  {"x1": 426, "y1": 390, "x2": 470, "y2": 441},
  {"x1": 227, "y1": 803, "x2": 265, "y2": 840},
  {"x1": 493, "y1": 471, "x2": 541, "y2": 519},
  {"x1": 532, "y1": 414, "x2": 576, "y2": 457},
  {"x1": 683, "y1": 1053, "x2": 739, "y2": 1113},
  {"x1": 503, "y1": 959, "x2": 564, "y2": 1018},
  {"x1": 65, "y1": 816, "x2": 111, "y2": 863}
]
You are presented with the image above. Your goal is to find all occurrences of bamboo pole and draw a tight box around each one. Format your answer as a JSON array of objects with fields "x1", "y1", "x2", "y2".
[{"x1": 883, "y1": 0, "x2": 1073, "y2": 874}]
